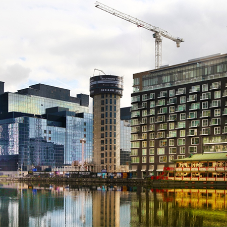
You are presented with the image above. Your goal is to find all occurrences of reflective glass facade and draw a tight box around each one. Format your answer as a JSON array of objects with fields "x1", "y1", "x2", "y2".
[
  {"x1": 0, "y1": 114, "x2": 92, "y2": 169},
  {"x1": 7, "y1": 93, "x2": 89, "y2": 115},
  {"x1": 0, "y1": 83, "x2": 92, "y2": 170}
]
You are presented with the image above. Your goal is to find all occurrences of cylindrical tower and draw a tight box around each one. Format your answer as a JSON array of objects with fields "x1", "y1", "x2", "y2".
[{"x1": 90, "y1": 75, "x2": 123, "y2": 172}]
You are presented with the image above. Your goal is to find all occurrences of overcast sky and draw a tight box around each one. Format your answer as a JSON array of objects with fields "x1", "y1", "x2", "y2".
[{"x1": 0, "y1": 0, "x2": 227, "y2": 111}]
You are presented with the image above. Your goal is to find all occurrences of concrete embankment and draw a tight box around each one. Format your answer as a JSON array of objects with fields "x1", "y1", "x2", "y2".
[{"x1": 1, "y1": 177, "x2": 227, "y2": 189}]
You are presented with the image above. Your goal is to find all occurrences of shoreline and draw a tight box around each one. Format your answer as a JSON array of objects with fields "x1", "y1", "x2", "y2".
[{"x1": 1, "y1": 177, "x2": 227, "y2": 189}]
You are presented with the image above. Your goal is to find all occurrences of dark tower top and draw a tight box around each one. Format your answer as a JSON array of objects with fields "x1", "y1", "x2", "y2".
[{"x1": 90, "y1": 75, "x2": 123, "y2": 97}]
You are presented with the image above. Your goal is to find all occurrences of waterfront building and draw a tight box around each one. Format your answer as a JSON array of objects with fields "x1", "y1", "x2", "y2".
[
  {"x1": 90, "y1": 75, "x2": 123, "y2": 172},
  {"x1": 131, "y1": 53, "x2": 227, "y2": 178},
  {"x1": 170, "y1": 153, "x2": 227, "y2": 181},
  {"x1": 0, "y1": 83, "x2": 92, "y2": 171},
  {"x1": 120, "y1": 107, "x2": 131, "y2": 169}
]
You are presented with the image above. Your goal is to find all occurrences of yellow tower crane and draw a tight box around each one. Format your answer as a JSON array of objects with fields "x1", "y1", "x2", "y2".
[{"x1": 95, "y1": 1, "x2": 184, "y2": 69}]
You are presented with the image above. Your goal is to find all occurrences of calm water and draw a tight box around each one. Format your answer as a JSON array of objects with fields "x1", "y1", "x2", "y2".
[{"x1": 0, "y1": 182, "x2": 227, "y2": 227}]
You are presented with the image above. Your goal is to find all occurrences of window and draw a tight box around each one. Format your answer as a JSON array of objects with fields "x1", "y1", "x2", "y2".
[
  {"x1": 157, "y1": 99, "x2": 165, "y2": 106},
  {"x1": 157, "y1": 115, "x2": 165, "y2": 122},
  {"x1": 188, "y1": 111, "x2": 197, "y2": 119},
  {"x1": 150, "y1": 109, "x2": 155, "y2": 115},
  {"x1": 188, "y1": 94, "x2": 197, "y2": 102},
  {"x1": 169, "y1": 106, "x2": 175, "y2": 113},
  {"x1": 180, "y1": 147, "x2": 185, "y2": 154},
  {"x1": 202, "y1": 119, "x2": 208, "y2": 127},
  {"x1": 189, "y1": 146, "x2": 197, "y2": 153},
  {"x1": 180, "y1": 113, "x2": 186, "y2": 120},
  {"x1": 202, "y1": 84, "x2": 208, "y2": 92},
  {"x1": 131, "y1": 149, "x2": 138, "y2": 156},
  {"x1": 180, "y1": 130, "x2": 185, "y2": 137},
  {"x1": 159, "y1": 139, "x2": 167, "y2": 146},
  {"x1": 169, "y1": 89, "x2": 175, "y2": 97},
  {"x1": 214, "y1": 109, "x2": 221, "y2": 117},
  {"x1": 191, "y1": 137, "x2": 199, "y2": 145},
  {"x1": 177, "y1": 138, "x2": 185, "y2": 146},
  {"x1": 214, "y1": 127, "x2": 221, "y2": 135},
  {"x1": 224, "y1": 126, "x2": 227, "y2": 133},
  {"x1": 158, "y1": 123, "x2": 167, "y2": 130},
  {"x1": 180, "y1": 96, "x2": 186, "y2": 104},
  {"x1": 177, "y1": 104, "x2": 186, "y2": 112},
  {"x1": 142, "y1": 94, "x2": 147, "y2": 101},
  {"x1": 169, "y1": 123, "x2": 175, "y2": 130},
  {"x1": 211, "y1": 81, "x2": 221, "y2": 89},
  {"x1": 201, "y1": 128, "x2": 210, "y2": 135},
  {"x1": 169, "y1": 97, "x2": 177, "y2": 104},
  {"x1": 157, "y1": 148, "x2": 165, "y2": 155},
  {"x1": 190, "y1": 85, "x2": 200, "y2": 92},
  {"x1": 142, "y1": 141, "x2": 147, "y2": 148},
  {"x1": 201, "y1": 92, "x2": 211, "y2": 100},
  {"x1": 142, "y1": 149, "x2": 147, "y2": 155},
  {"x1": 142, "y1": 102, "x2": 147, "y2": 108},
  {"x1": 142, "y1": 133, "x2": 147, "y2": 139},
  {"x1": 150, "y1": 101, "x2": 155, "y2": 108},
  {"x1": 150, "y1": 117, "x2": 155, "y2": 123},
  {"x1": 189, "y1": 129, "x2": 197, "y2": 136},
  {"x1": 201, "y1": 110, "x2": 210, "y2": 117},
  {"x1": 101, "y1": 113, "x2": 104, "y2": 118},
  {"x1": 191, "y1": 120, "x2": 200, "y2": 127},
  {"x1": 142, "y1": 156, "x2": 147, "y2": 163},
  {"x1": 142, "y1": 118, "x2": 147, "y2": 124},
  {"x1": 214, "y1": 91, "x2": 221, "y2": 99},
  {"x1": 149, "y1": 148, "x2": 154, "y2": 155},
  {"x1": 177, "y1": 87, "x2": 185, "y2": 95},
  {"x1": 169, "y1": 147, "x2": 177, "y2": 154},
  {"x1": 210, "y1": 118, "x2": 220, "y2": 125},
  {"x1": 149, "y1": 132, "x2": 155, "y2": 139},
  {"x1": 150, "y1": 93, "x2": 155, "y2": 99},
  {"x1": 131, "y1": 142, "x2": 140, "y2": 148},
  {"x1": 169, "y1": 114, "x2": 177, "y2": 121},
  {"x1": 169, "y1": 139, "x2": 174, "y2": 146},
  {"x1": 149, "y1": 140, "x2": 155, "y2": 147},
  {"x1": 190, "y1": 102, "x2": 200, "y2": 110},
  {"x1": 159, "y1": 156, "x2": 167, "y2": 163},
  {"x1": 177, "y1": 121, "x2": 185, "y2": 128},
  {"x1": 177, "y1": 155, "x2": 185, "y2": 159},
  {"x1": 169, "y1": 155, "x2": 174, "y2": 162},
  {"x1": 158, "y1": 107, "x2": 167, "y2": 114},
  {"x1": 169, "y1": 130, "x2": 177, "y2": 137},
  {"x1": 131, "y1": 157, "x2": 140, "y2": 163},
  {"x1": 157, "y1": 131, "x2": 165, "y2": 139},
  {"x1": 142, "y1": 110, "x2": 147, "y2": 116},
  {"x1": 211, "y1": 100, "x2": 221, "y2": 108},
  {"x1": 149, "y1": 156, "x2": 154, "y2": 163},
  {"x1": 142, "y1": 125, "x2": 147, "y2": 132},
  {"x1": 149, "y1": 124, "x2": 155, "y2": 131},
  {"x1": 202, "y1": 101, "x2": 208, "y2": 109},
  {"x1": 159, "y1": 91, "x2": 167, "y2": 98}
]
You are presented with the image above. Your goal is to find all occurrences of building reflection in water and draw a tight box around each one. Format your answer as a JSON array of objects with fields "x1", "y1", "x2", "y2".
[{"x1": 0, "y1": 182, "x2": 227, "y2": 227}]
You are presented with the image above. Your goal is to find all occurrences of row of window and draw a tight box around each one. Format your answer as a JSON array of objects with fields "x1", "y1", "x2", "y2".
[
  {"x1": 100, "y1": 145, "x2": 116, "y2": 151},
  {"x1": 131, "y1": 155, "x2": 185, "y2": 163},
  {"x1": 132, "y1": 99, "x2": 223, "y2": 112},
  {"x1": 131, "y1": 138, "x2": 200, "y2": 148},
  {"x1": 133, "y1": 81, "x2": 223, "y2": 101},
  {"x1": 100, "y1": 158, "x2": 116, "y2": 164}
]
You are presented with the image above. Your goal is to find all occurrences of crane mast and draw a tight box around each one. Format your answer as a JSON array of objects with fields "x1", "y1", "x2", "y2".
[{"x1": 95, "y1": 1, "x2": 184, "y2": 69}]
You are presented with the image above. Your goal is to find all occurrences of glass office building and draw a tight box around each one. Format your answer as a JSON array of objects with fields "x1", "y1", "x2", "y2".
[{"x1": 0, "y1": 83, "x2": 92, "y2": 171}]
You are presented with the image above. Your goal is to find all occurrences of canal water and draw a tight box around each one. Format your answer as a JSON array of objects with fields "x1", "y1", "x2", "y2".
[{"x1": 0, "y1": 182, "x2": 227, "y2": 227}]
